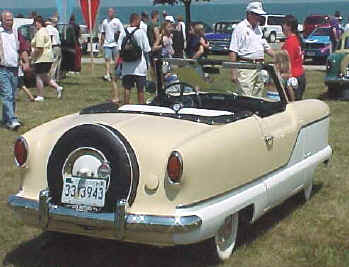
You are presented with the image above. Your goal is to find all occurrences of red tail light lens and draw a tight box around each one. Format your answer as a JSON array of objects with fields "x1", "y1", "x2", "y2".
[
  {"x1": 167, "y1": 151, "x2": 183, "y2": 184},
  {"x1": 14, "y1": 137, "x2": 28, "y2": 167}
]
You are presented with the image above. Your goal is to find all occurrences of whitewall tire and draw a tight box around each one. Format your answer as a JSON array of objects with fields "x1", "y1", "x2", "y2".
[{"x1": 213, "y1": 213, "x2": 239, "y2": 261}]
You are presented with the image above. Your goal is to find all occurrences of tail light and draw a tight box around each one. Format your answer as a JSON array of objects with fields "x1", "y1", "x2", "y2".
[
  {"x1": 167, "y1": 151, "x2": 183, "y2": 184},
  {"x1": 14, "y1": 137, "x2": 28, "y2": 167}
]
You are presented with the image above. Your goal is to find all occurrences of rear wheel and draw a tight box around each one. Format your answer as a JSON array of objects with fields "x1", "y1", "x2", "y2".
[
  {"x1": 208, "y1": 213, "x2": 239, "y2": 261},
  {"x1": 268, "y1": 32, "x2": 276, "y2": 43},
  {"x1": 327, "y1": 85, "x2": 340, "y2": 98}
]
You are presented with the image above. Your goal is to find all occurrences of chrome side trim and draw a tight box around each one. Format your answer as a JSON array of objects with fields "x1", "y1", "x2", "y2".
[{"x1": 8, "y1": 193, "x2": 202, "y2": 236}]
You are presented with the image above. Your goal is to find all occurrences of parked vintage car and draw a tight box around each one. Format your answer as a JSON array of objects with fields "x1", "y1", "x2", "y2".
[
  {"x1": 8, "y1": 58, "x2": 332, "y2": 261},
  {"x1": 303, "y1": 26, "x2": 333, "y2": 64},
  {"x1": 205, "y1": 21, "x2": 239, "y2": 54},
  {"x1": 325, "y1": 31, "x2": 349, "y2": 99}
]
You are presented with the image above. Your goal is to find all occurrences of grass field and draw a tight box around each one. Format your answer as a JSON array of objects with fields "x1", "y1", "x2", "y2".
[{"x1": 0, "y1": 63, "x2": 348, "y2": 267}]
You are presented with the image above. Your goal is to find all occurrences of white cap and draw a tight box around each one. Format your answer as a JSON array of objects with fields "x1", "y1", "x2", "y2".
[
  {"x1": 165, "y1": 16, "x2": 175, "y2": 23},
  {"x1": 246, "y1": 1, "x2": 266, "y2": 15}
]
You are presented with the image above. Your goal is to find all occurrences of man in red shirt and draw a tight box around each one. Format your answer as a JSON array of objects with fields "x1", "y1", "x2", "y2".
[{"x1": 282, "y1": 15, "x2": 306, "y2": 100}]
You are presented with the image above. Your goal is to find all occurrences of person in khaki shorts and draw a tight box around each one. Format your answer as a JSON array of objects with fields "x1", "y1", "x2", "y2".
[
  {"x1": 46, "y1": 17, "x2": 61, "y2": 82},
  {"x1": 229, "y1": 1, "x2": 274, "y2": 97}
]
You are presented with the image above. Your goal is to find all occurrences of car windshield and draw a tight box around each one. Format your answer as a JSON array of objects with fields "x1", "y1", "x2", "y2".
[
  {"x1": 259, "y1": 16, "x2": 266, "y2": 26},
  {"x1": 312, "y1": 27, "x2": 330, "y2": 36},
  {"x1": 140, "y1": 58, "x2": 287, "y2": 120},
  {"x1": 215, "y1": 23, "x2": 235, "y2": 33},
  {"x1": 305, "y1": 16, "x2": 326, "y2": 24}
]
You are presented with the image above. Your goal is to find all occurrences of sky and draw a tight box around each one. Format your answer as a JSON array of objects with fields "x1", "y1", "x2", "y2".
[{"x1": 1, "y1": 0, "x2": 346, "y2": 9}]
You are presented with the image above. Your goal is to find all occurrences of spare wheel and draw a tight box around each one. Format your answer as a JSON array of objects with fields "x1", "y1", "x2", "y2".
[{"x1": 47, "y1": 124, "x2": 139, "y2": 212}]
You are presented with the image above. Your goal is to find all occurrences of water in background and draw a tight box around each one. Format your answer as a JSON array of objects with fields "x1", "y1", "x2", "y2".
[{"x1": 6, "y1": 1, "x2": 349, "y2": 30}]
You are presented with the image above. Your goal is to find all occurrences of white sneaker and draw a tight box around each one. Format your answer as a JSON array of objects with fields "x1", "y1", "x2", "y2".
[
  {"x1": 57, "y1": 87, "x2": 63, "y2": 99},
  {"x1": 6, "y1": 120, "x2": 21, "y2": 130},
  {"x1": 34, "y1": 96, "x2": 45, "y2": 102},
  {"x1": 103, "y1": 74, "x2": 111, "y2": 82}
]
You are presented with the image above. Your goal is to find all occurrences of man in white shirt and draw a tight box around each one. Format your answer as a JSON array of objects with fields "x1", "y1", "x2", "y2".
[
  {"x1": 229, "y1": 1, "x2": 274, "y2": 97},
  {"x1": 118, "y1": 13, "x2": 151, "y2": 104},
  {"x1": 46, "y1": 17, "x2": 62, "y2": 82},
  {"x1": 100, "y1": 8, "x2": 124, "y2": 82},
  {"x1": 0, "y1": 11, "x2": 21, "y2": 130}
]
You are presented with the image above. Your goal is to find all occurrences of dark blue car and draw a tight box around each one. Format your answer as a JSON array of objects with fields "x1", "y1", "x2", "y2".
[
  {"x1": 205, "y1": 21, "x2": 240, "y2": 54},
  {"x1": 303, "y1": 26, "x2": 333, "y2": 64}
]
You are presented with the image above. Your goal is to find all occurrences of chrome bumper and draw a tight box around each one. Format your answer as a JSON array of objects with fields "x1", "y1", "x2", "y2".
[{"x1": 8, "y1": 189, "x2": 202, "y2": 240}]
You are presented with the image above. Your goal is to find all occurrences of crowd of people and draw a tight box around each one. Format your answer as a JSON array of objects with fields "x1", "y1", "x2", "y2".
[
  {"x1": 0, "y1": 1, "x2": 328, "y2": 131},
  {"x1": 0, "y1": 10, "x2": 83, "y2": 130},
  {"x1": 97, "y1": 7, "x2": 210, "y2": 105}
]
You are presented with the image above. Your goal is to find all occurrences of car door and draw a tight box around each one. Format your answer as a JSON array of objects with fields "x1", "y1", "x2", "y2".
[{"x1": 254, "y1": 106, "x2": 303, "y2": 208}]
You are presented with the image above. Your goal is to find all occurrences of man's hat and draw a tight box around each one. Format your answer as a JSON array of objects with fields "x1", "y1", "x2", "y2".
[
  {"x1": 246, "y1": 1, "x2": 266, "y2": 15},
  {"x1": 165, "y1": 16, "x2": 175, "y2": 24}
]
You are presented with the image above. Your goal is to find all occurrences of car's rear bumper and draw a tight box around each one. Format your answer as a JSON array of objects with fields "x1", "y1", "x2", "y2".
[
  {"x1": 325, "y1": 77, "x2": 349, "y2": 87},
  {"x1": 8, "y1": 191, "x2": 202, "y2": 246}
]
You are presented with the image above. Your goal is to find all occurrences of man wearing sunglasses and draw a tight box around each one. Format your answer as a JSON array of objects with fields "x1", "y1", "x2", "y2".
[{"x1": 229, "y1": 1, "x2": 274, "y2": 97}]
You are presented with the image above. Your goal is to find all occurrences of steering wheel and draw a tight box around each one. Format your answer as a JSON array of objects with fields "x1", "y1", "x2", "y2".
[{"x1": 164, "y1": 82, "x2": 202, "y2": 111}]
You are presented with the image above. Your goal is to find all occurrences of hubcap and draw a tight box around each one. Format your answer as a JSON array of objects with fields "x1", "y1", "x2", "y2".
[{"x1": 62, "y1": 147, "x2": 110, "y2": 189}]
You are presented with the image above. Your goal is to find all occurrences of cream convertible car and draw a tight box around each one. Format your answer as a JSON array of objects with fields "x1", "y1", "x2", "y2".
[{"x1": 9, "y1": 58, "x2": 332, "y2": 261}]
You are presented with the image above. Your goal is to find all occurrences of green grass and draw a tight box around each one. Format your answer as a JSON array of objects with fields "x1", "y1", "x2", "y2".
[{"x1": 0, "y1": 64, "x2": 348, "y2": 267}]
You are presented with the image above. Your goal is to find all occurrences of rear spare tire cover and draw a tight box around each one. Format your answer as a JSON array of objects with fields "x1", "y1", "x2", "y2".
[{"x1": 47, "y1": 124, "x2": 139, "y2": 211}]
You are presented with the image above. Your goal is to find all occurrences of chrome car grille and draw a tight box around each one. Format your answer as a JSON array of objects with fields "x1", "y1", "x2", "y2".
[
  {"x1": 210, "y1": 40, "x2": 230, "y2": 46},
  {"x1": 303, "y1": 43, "x2": 327, "y2": 49}
]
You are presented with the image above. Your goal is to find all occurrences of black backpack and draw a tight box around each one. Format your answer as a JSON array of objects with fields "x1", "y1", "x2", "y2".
[
  {"x1": 146, "y1": 23, "x2": 155, "y2": 47},
  {"x1": 120, "y1": 28, "x2": 142, "y2": 62}
]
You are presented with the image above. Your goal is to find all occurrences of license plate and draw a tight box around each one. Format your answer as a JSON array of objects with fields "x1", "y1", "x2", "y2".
[
  {"x1": 306, "y1": 51, "x2": 315, "y2": 56},
  {"x1": 61, "y1": 177, "x2": 107, "y2": 207}
]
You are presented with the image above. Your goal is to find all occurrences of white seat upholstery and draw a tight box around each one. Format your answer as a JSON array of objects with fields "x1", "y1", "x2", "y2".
[
  {"x1": 178, "y1": 108, "x2": 233, "y2": 116},
  {"x1": 118, "y1": 105, "x2": 176, "y2": 114}
]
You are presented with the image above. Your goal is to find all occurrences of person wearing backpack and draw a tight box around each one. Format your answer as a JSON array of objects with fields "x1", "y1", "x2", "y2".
[{"x1": 118, "y1": 13, "x2": 151, "y2": 105}]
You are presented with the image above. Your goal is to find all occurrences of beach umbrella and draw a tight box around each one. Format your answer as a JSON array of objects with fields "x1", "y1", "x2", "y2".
[{"x1": 153, "y1": 0, "x2": 212, "y2": 43}]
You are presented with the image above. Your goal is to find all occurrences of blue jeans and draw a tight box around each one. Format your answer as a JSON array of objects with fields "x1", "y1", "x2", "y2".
[
  {"x1": 104, "y1": 46, "x2": 118, "y2": 60},
  {"x1": 0, "y1": 67, "x2": 18, "y2": 124}
]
